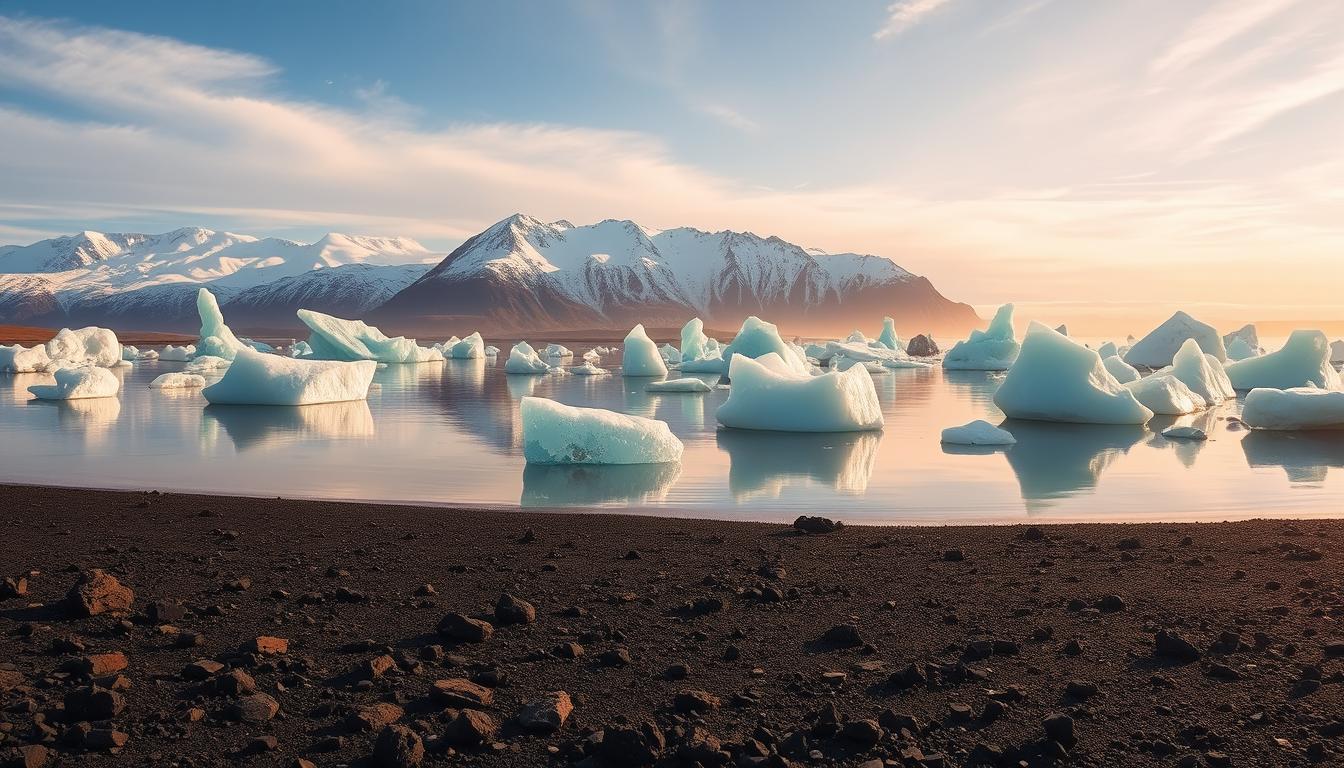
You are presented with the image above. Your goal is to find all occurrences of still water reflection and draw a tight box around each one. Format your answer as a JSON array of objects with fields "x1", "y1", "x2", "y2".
[{"x1": 2, "y1": 352, "x2": 1342, "y2": 524}]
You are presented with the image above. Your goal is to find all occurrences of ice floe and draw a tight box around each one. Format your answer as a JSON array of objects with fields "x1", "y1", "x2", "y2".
[
  {"x1": 942, "y1": 303, "x2": 1019, "y2": 371},
  {"x1": 1124, "y1": 311, "x2": 1225, "y2": 368},
  {"x1": 449, "y1": 332, "x2": 486, "y2": 359},
  {"x1": 298, "y1": 308, "x2": 442, "y2": 363},
  {"x1": 570, "y1": 362, "x2": 610, "y2": 376},
  {"x1": 1241, "y1": 387, "x2": 1344, "y2": 430},
  {"x1": 941, "y1": 419, "x2": 1015, "y2": 446},
  {"x1": 1102, "y1": 355, "x2": 1141, "y2": 384},
  {"x1": 993, "y1": 323, "x2": 1153, "y2": 424},
  {"x1": 720, "y1": 316, "x2": 809, "y2": 375},
  {"x1": 149, "y1": 372, "x2": 207, "y2": 389},
  {"x1": 645, "y1": 378, "x2": 714, "y2": 393},
  {"x1": 1124, "y1": 374, "x2": 1203, "y2": 416},
  {"x1": 159, "y1": 344, "x2": 196, "y2": 362},
  {"x1": 27, "y1": 366, "x2": 120, "y2": 400},
  {"x1": 519, "y1": 396, "x2": 683, "y2": 464},
  {"x1": 202, "y1": 348, "x2": 376, "y2": 405},
  {"x1": 505, "y1": 342, "x2": 554, "y2": 374},
  {"x1": 716, "y1": 353, "x2": 883, "y2": 432},
  {"x1": 1166, "y1": 338, "x2": 1235, "y2": 404},
  {"x1": 1225, "y1": 330, "x2": 1341, "y2": 391},
  {"x1": 44, "y1": 327, "x2": 122, "y2": 368},
  {"x1": 0, "y1": 344, "x2": 51, "y2": 373}
]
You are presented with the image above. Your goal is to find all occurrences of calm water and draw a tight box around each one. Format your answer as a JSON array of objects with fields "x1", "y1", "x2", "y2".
[{"x1": 2, "y1": 348, "x2": 1343, "y2": 524}]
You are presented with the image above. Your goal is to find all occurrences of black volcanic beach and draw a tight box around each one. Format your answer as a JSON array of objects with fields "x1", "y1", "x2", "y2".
[{"x1": 2, "y1": 484, "x2": 1342, "y2": 767}]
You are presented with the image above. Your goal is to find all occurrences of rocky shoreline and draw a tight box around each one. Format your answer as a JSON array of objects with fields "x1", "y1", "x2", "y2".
[{"x1": 1, "y1": 484, "x2": 1341, "y2": 767}]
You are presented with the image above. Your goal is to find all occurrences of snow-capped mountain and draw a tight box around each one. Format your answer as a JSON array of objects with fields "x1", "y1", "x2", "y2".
[
  {"x1": 0, "y1": 227, "x2": 438, "y2": 330},
  {"x1": 375, "y1": 214, "x2": 979, "y2": 335}
]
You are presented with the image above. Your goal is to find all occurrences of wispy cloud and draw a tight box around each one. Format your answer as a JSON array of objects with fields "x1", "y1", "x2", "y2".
[
  {"x1": 695, "y1": 103, "x2": 759, "y2": 133},
  {"x1": 874, "y1": 0, "x2": 954, "y2": 40}
]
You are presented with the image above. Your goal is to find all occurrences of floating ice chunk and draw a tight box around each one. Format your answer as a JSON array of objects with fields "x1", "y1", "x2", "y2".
[
  {"x1": 505, "y1": 342, "x2": 553, "y2": 374},
  {"x1": 1242, "y1": 387, "x2": 1344, "y2": 430},
  {"x1": 825, "y1": 340, "x2": 903, "y2": 364},
  {"x1": 149, "y1": 372, "x2": 207, "y2": 389},
  {"x1": 121, "y1": 345, "x2": 139, "y2": 361},
  {"x1": 942, "y1": 304, "x2": 1019, "y2": 371},
  {"x1": 44, "y1": 327, "x2": 122, "y2": 368},
  {"x1": 202, "y1": 348, "x2": 376, "y2": 405},
  {"x1": 1225, "y1": 330, "x2": 1342, "y2": 391},
  {"x1": 678, "y1": 357, "x2": 728, "y2": 374},
  {"x1": 646, "y1": 377, "x2": 714, "y2": 393},
  {"x1": 845, "y1": 330, "x2": 870, "y2": 344},
  {"x1": 1103, "y1": 355, "x2": 1141, "y2": 384},
  {"x1": 720, "y1": 316, "x2": 809, "y2": 375},
  {"x1": 27, "y1": 366, "x2": 120, "y2": 400},
  {"x1": 803, "y1": 343, "x2": 833, "y2": 363},
  {"x1": 716, "y1": 353, "x2": 884, "y2": 432},
  {"x1": 1124, "y1": 374, "x2": 1203, "y2": 415},
  {"x1": 298, "y1": 308, "x2": 442, "y2": 363},
  {"x1": 941, "y1": 419, "x2": 1016, "y2": 446},
  {"x1": 195, "y1": 288, "x2": 249, "y2": 360},
  {"x1": 288, "y1": 340, "x2": 313, "y2": 358},
  {"x1": 1124, "y1": 311, "x2": 1226, "y2": 368},
  {"x1": 136, "y1": 348, "x2": 159, "y2": 360},
  {"x1": 881, "y1": 357, "x2": 934, "y2": 370},
  {"x1": 160, "y1": 344, "x2": 196, "y2": 362},
  {"x1": 658, "y1": 343, "x2": 681, "y2": 364},
  {"x1": 450, "y1": 332, "x2": 486, "y2": 359},
  {"x1": 570, "y1": 362, "x2": 609, "y2": 375},
  {"x1": 519, "y1": 396, "x2": 683, "y2": 464},
  {"x1": 582, "y1": 348, "x2": 602, "y2": 364},
  {"x1": 1161, "y1": 424, "x2": 1208, "y2": 440},
  {"x1": 484, "y1": 345, "x2": 500, "y2": 356},
  {"x1": 876, "y1": 317, "x2": 901, "y2": 351},
  {"x1": 1223, "y1": 324, "x2": 1259, "y2": 351},
  {"x1": 993, "y1": 323, "x2": 1153, "y2": 424},
  {"x1": 544, "y1": 343, "x2": 573, "y2": 358},
  {"x1": 832, "y1": 356, "x2": 887, "y2": 373},
  {"x1": 184, "y1": 355, "x2": 232, "y2": 374},
  {"x1": 1, "y1": 344, "x2": 51, "y2": 373},
  {"x1": 680, "y1": 318, "x2": 710, "y2": 362},
  {"x1": 621, "y1": 324, "x2": 668, "y2": 377},
  {"x1": 1226, "y1": 336, "x2": 1258, "y2": 361},
  {"x1": 1097, "y1": 341, "x2": 1119, "y2": 359},
  {"x1": 1168, "y1": 338, "x2": 1235, "y2": 404}
]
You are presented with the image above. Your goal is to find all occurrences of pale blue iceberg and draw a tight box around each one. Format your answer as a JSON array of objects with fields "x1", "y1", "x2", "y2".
[
  {"x1": 27, "y1": 366, "x2": 120, "y2": 400},
  {"x1": 1124, "y1": 374, "x2": 1203, "y2": 416},
  {"x1": 519, "y1": 396, "x2": 683, "y2": 464},
  {"x1": 716, "y1": 353, "x2": 884, "y2": 432},
  {"x1": 298, "y1": 308, "x2": 443, "y2": 363},
  {"x1": 194, "y1": 288, "x2": 248, "y2": 360},
  {"x1": 646, "y1": 378, "x2": 713, "y2": 393},
  {"x1": 941, "y1": 419, "x2": 1015, "y2": 446},
  {"x1": 450, "y1": 332, "x2": 486, "y2": 359},
  {"x1": 720, "y1": 316, "x2": 808, "y2": 375},
  {"x1": 621, "y1": 324, "x2": 668, "y2": 377},
  {"x1": 942, "y1": 304, "x2": 1019, "y2": 371},
  {"x1": 1166, "y1": 339, "x2": 1235, "y2": 404},
  {"x1": 1242, "y1": 387, "x2": 1344, "y2": 430},
  {"x1": 1124, "y1": 311, "x2": 1225, "y2": 368},
  {"x1": 505, "y1": 342, "x2": 553, "y2": 374},
  {"x1": 993, "y1": 323, "x2": 1153, "y2": 424},
  {"x1": 1102, "y1": 355, "x2": 1141, "y2": 384},
  {"x1": 1225, "y1": 330, "x2": 1341, "y2": 391},
  {"x1": 150, "y1": 372, "x2": 207, "y2": 389},
  {"x1": 203, "y1": 349, "x2": 376, "y2": 405}
]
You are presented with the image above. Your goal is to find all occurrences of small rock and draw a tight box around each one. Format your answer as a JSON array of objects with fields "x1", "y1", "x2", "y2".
[
  {"x1": 673, "y1": 690, "x2": 720, "y2": 714},
  {"x1": 793, "y1": 516, "x2": 842, "y2": 534},
  {"x1": 348, "y1": 702, "x2": 404, "y2": 732},
  {"x1": 432, "y1": 678, "x2": 493, "y2": 708},
  {"x1": 494, "y1": 593, "x2": 536, "y2": 625},
  {"x1": 821, "y1": 623, "x2": 863, "y2": 647},
  {"x1": 437, "y1": 613, "x2": 494, "y2": 643},
  {"x1": 1155, "y1": 629, "x2": 1201, "y2": 662},
  {"x1": 230, "y1": 693, "x2": 280, "y2": 723},
  {"x1": 1043, "y1": 712, "x2": 1076, "y2": 747},
  {"x1": 373, "y1": 724, "x2": 424, "y2": 768},
  {"x1": 444, "y1": 709, "x2": 498, "y2": 746},
  {"x1": 65, "y1": 570, "x2": 134, "y2": 617},
  {"x1": 516, "y1": 691, "x2": 573, "y2": 733},
  {"x1": 248, "y1": 636, "x2": 288, "y2": 655}
]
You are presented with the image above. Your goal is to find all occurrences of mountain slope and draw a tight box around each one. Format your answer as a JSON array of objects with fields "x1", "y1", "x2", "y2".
[{"x1": 375, "y1": 214, "x2": 979, "y2": 335}]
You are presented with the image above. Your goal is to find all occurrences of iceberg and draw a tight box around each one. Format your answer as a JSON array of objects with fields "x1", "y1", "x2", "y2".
[
  {"x1": 832, "y1": 356, "x2": 887, "y2": 373},
  {"x1": 621, "y1": 324, "x2": 668, "y2": 377},
  {"x1": 803, "y1": 343, "x2": 833, "y2": 363},
  {"x1": 941, "y1": 419, "x2": 1016, "y2": 446},
  {"x1": 1226, "y1": 336, "x2": 1258, "y2": 361},
  {"x1": 993, "y1": 323, "x2": 1153, "y2": 424},
  {"x1": 160, "y1": 344, "x2": 196, "y2": 362},
  {"x1": 450, "y1": 332, "x2": 486, "y2": 359},
  {"x1": 1223, "y1": 324, "x2": 1259, "y2": 352},
  {"x1": 1102, "y1": 355, "x2": 1141, "y2": 384},
  {"x1": 184, "y1": 355, "x2": 232, "y2": 374},
  {"x1": 1124, "y1": 311, "x2": 1226, "y2": 368},
  {"x1": 1097, "y1": 341, "x2": 1119, "y2": 359},
  {"x1": 570, "y1": 362, "x2": 609, "y2": 375},
  {"x1": 543, "y1": 343, "x2": 574, "y2": 358},
  {"x1": 680, "y1": 318, "x2": 710, "y2": 362},
  {"x1": 44, "y1": 327, "x2": 122, "y2": 368},
  {"x1": 194, "y1": 288, "x2": 249, "y2": 360},
  {"x1": 1331, "y1": 339, "x2": 1344, "y2": 364},
  {"x1": 720, "y1": 316, "x2": 808, "y2": 375},
  {"x1": 1161, "y1": 424, "x2": 1207, "y2": 440},
  {"x1": 1241, "y1": 387, "x2": 1344, "y2": 430},
  {"x1": 881, "y1": 357, "x2": 934, "y2": 370},
  {"x1": 1225, "y1": 330, "x2": 1342, "y2": 391},
  {"x1": 1, "y1": 344, "x2": 51, "y2": 373},
  {"x1": 519, "y1": 396, "x2": 683, "y2": 464},
  {"x1": 484, "y1": 345, "x2": 500, "y2": 356},
  {"x1": 1124, "y1": 374, "x2": 1203, "y2": 416},
  {"x1": 716, "y1": 353, "x2": 884, "y2": 433},
  {"x1": 942, "y1": 304, "x2": 1019, "y2": 371},
  {"x1": 288, "y1": 340, "x2": 313, "y2": 358},
  {"x1": 298, "y1": 308, "x2": 442, "y2": 363},
  {"x1": 150, "y1": 372, "x2": 207, "y2": 389},
  {"x1": 505, "y1": 342, "x2": 553, "y2": 374},
  {"x1": 645, "y1": 378, "x2": 713, "y2": 393},
  {"x1": 121, "y1": 345, "x2": 139, "y2": 361},
  {"x1": 876, "y1": 317, "x2": 901, "y2": 351},
  {"x1": 27, "y1": 366, "x2": 120, "y2": 400},
  {"x1": 1168, "y1": 338, "x2": 1235, "y2": 404},
  {"x1": 202, "y1": 348, "x2": 376, "y2": 405},
  {"x1": 658, "y1": 343, "x2": 681, "y2": 364}
]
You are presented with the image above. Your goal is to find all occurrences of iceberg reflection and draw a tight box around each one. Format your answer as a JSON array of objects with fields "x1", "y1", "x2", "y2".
[
  {"x1": 1001, "y1": 420, "x2": 1145, "y2": 508},
  {"x1": 521, "y1": 461, "x2": 682, "y2": 507},
  {"x1": 716, "y1": 429, "x2": 881, "y2": 500},
  {"x1": 1241, "y1": 430, "x2": 1344, "y2": 484},
  {"x1": 204, "y1": 401, "x2": 375, "y2": 452}
]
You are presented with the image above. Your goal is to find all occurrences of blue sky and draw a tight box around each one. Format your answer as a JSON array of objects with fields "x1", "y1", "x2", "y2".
[{"x1": 2, "y1": 1, "x2": 1343, "y2": 329}]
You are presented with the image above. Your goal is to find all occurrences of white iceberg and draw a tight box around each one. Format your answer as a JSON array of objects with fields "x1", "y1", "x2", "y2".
[
  {"x1": 450, "y1": 332, "x2": 486, "y2": 359},
  {"x1": 1242, "y1": 387, "x2": 1344, "y2": 430},
  {"x1": 582, "y1": 348, "x2": 602, "y2": 364},
  {"x1": 881, "y1": 357, "x2": 934, "y2": 370},
  {"x1": 44, "y1": 327, "x2": 122, "y2": 368},
  {"x1": 298, "y1": 308, "x2": 442, "y2": 363},
  {"x1": 27, "y1": 366, "x2": 120, "y2": 400},
  {"x1": 121, "y1": 345, "x2": 139, "y2": 361},
  {"x1": 1161, "y1": 425, "x2": 1208, "y2": 440},
  {"x1": 720, "y1": 316, "x2": 808, "y2": 375},
  {"x1": 993, "y1": 323, "x2": 1153, "y2": 424},
  {"x1": 1124, "y1": 374, "x2": 1204, "y2": 416},
  {"x1": 941, "y1": 419, "x2": 1015, "y2": 446},
  {"x1": 1226, "y1": 336, "x2": 1259, "y2": 361},
  {"x1": 645, "y1": 378, "x2": 713, "y2": 393},
  {"x1": 680, "y1": 318, "x2": 711, "y2": 362},
  {"x1": 876, "y1": 317, "x2": 901, "y2": 351},
  {"x1": 1102, "y1": 355, "x2": 1141, "y2": 384},
  {"x1": 160, "y1": 344, "x2": 196, "y2": 362},
  {"x1": 570, "y1": 362, "x2": 610, "y2": 375},
  {"x1": 202, "y1": 349, "x2": 376, "y2": 405},
  {"x1": 716, "y1": 353, "x2": 884, "y2": 433},
  {"x1": 1167, "y1": 338, "x2": 1235, "y2": 404},
  {"x1": 942, "y1": 304, "x2": 1019, "y2": 371},
  {"x1": 505, "y1": 342, "x2": 553, "y2": 374},
  {"x1": 803, "y1": 343, "x2": 834, "y2": 363},
  {"x1": 243, "y1": 338, "x2": 276, "y2": 354},
  {"x1": 1223, "y1": 324, "x2": 1259, "y2": 352},
  {"x1": 832, "y1": 356, "x2": 887, "y2": 373},
  {"x1": 484, "y1": 345, "x2": 500, "y2": 356},
  {"x1": 0, "y1": 344, "x2": 51, "y2": 373},
  {"x1": 621, "y1": 324, "x2": 668, "y2": 377},
  {"x1": 288, "y1": 340, "x2": 313, "y2": 358},
  {"x1": 194, "y1": 288, "x2": 249, "y2": 360},
  {"x1": 519, "y1": 396, "x2": 683, "y2": 464},
  {"x1": 149, "y1": 372, "x2": 207, "y2": 389},
  {"x1": 1225, "y1": 330, "x2": 1341, "y2": 391},
  {"x1": 1124, "y1": 311, "x2": 1226, "y2": 368},
  {"x1": 543, "y1": 343, "x2": 574, "y2": 358},
  {"x1": 184, "y1": 355, "x2": 232, "y2": 374},
  {"x1": 658, "y1": 343, "x2": 682, "y2": 364}
]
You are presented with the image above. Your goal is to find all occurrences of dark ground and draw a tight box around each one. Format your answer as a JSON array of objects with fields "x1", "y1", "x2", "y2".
[{"x1": 1, "y1": 484, "x2": 1341, "y2": 767}]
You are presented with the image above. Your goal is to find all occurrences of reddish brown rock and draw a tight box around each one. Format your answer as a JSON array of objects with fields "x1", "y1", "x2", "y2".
[
  {"x1": 516, "y1": 691, "x2": 573, "y2": 733},
  {"x1": 248, "y1": 636, "x2": 288, "y2": 655},
  {"x1": 432, "y1": 678, "x2": 493, "y2": 709},
  {"x1": 348, "y1": 702, "x2": 405, "y2": 732},
  {"x1": 64, "y1": 570, "x2": 133, "y2": 617}
]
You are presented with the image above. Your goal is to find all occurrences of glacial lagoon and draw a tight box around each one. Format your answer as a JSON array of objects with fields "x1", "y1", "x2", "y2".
[{"x1": 2, "y1": 348, "x2": 1342, "y2": 524}]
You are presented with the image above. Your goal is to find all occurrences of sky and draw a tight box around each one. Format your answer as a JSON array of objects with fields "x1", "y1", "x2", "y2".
[{"x1": 1, "y1": 0, "x2": 1342, "y2": 333}]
